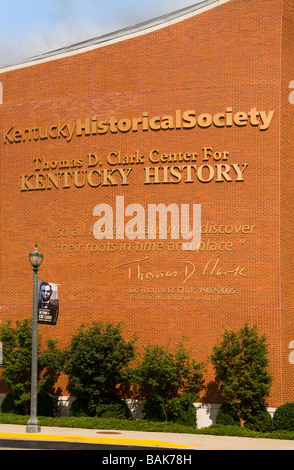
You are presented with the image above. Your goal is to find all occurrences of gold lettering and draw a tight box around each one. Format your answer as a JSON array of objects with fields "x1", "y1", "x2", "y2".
[
  {"x1": 117, "y1": 168, "x2": 132, "y2": 185},
  {"x1": 20, "y1": 175, "x2": 34, "y2": 191},
  {"x1": 49, "y1": 126, "x2": 57, "y2": 139},
  {"x1": 216, "y1": 164, "x2": 232, "y2": 182},
  {"x1": 169, "y1": 166, "x2": 182, "y2": 184},
  {"x1": 197, "y1": 165, "x2": 214, "y2": 183},
  {"x1": 76, "y1": 118, "x2": 91, "y2": 136},
  {"x1": 88, "y1": 153, "x2": 99, "y2": 167},
  {"x1": 231, "y1": 163, "x2": 248, "y2": 182},
  {"x1": 47, "y1": 173, "x2": 59, "y2": 189},
  {"x1": 197, "y1": 113, "x2": 212, "y2": 128},
  {"x1": 33, "y1": 158, "x2": 42, "y2": 171},
  {"x1": 35, "y1": 173, "x2": 46, "y2": 190},
  {"x1": 149, "y1": 116, "x2": 161, "y2": 130},
  {"x1": 73, "y1": 170, "x2": 87, "y2": 188},
  {"x1": 102, "y1": 169, "x2": 118, "y2": 186},
  {"x1": 88, "y1": 170, "x2": 101, "y2": 187},
  {"x1": 182, "y1": 110, "x2": 197, "y2": 129},
  {"x1": 182, "y1": 261, "x2": 196, "y2": 284},
  {"x1": 14, "y1": 130, "x2": 22, "y2": 142},
  {"x1": 259, "y1": 110, "x2": 275, "y2": 130},
  {"x1": 213, "y1": 113, "x2": 226, "y2": 127},
  {"x1": 203, "y1": 259, "x2": 248, "y2": 278},
  {"x1": 6, "y1": 107, "x2": 275, "y2": 146},
  {"x1": 3, "y1": 126, "x2": 13, "y2": 143},
  {"x1": 144, "y1": 167, "x2": 161, "y2": 185}
]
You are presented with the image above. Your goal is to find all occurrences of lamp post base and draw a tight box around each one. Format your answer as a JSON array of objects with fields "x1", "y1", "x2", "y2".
[{"x1": 26, "y1": 420, "x2": 41, "y2": 433}]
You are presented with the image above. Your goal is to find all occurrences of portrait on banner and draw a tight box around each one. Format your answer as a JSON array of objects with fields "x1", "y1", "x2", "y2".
[{"x1": 38, "y1": 281, "x2": 59, "y2": 325}]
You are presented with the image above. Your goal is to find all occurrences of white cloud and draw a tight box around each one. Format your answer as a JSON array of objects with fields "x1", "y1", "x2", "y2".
[{"x1": 0, "y1": 0, "x2": 199, "y2": 66}]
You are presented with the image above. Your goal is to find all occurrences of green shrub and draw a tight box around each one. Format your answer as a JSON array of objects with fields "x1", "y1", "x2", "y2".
[
  {"x1": 37, "y1": 391, "x2": 58, "y2": 417},
  {"x1": 142, "y1": 398, "x2": 165, "y2": 422},
  {"x1": 69, "y1": 398, "x2": 91, "y2": 417},
  {"x1": 0, "y1": 319, "x2": 64, "y2": 416},
  {"x1": 246, "y1": 409, "x2": 272, "y2": 433},
  {"x1": 97, "y1": 400, "x2": 131, "y2": 420},
  {"x1": 211, "y1": 324, "x2": 272, "y2": 427},
  {"x1": 216, "y1": 403, "x2": 240, "y2": 426},
  {"x1": 216, "y1": 402, "x2": 272, "y2": 432},
  {"x1": 165, "y1": 394, "x2": 196, "y2": 426},
  {"x1": 142, "y1": 394, "x2": 196, "y2": 426},
  {"x1": 0, "y1": 319, "x2": 33, "y2": 414},
  {"x1": 1, "y1": 391, "x2": 58, "y2": 418},
  {"x1": 273, "y1": 403, "x2": 294, "y2": 431},
  {"x1": 1, "y1": 392, "x2": 27, "y2": 415},
  {"x1": 64, "y1": 322, "x2": 136, "y2": 417},
  {"x1": 133, "y1": 342, "x2": 204, "y2": 422},
  {"x1": 1, "y1": 391, "x2": 59, "y2": 417},
  {"x1": 69, "y1": 397, "x2": 130, "y2": 419}
]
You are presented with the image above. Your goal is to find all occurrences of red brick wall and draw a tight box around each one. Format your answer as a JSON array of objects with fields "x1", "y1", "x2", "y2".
[
  {"x1": 0, "y1": 0, "x2": 288, "y2": 406},
  {"x1": 281, "y1": 0, "x2": 294, "y2": 404}
]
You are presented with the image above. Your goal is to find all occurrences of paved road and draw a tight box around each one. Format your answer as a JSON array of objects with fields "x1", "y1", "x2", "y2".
[
  {"x1": 0, "y1": 437, "x2": 177, "y2": 450},
  {"x1": 0, "y1": 423, "x2": 294, "y2": 451}
]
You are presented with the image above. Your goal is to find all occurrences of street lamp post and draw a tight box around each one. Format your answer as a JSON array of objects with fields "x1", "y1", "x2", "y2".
[{"x1": 26, "y1": 243, "x2": 43, "y2": 433}]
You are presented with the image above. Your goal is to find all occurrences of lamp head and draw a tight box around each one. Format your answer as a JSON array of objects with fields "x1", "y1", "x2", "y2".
[{"x1": 29, "y1": 243, "x2": 43, "y2": 269}]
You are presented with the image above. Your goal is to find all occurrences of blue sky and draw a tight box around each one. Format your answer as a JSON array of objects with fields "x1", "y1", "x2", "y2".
[{"x1": 0, "y1": 0, "x2": 200, "y2": 66}]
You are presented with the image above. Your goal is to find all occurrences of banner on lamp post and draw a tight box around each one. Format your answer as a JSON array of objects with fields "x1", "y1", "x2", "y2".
[{"x1": 38, "y1": 281, "x2": 59, "y2": 325}]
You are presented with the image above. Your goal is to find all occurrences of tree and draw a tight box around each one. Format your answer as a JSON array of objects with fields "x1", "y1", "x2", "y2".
[
  {"x1": 210, "y1": 323, "x2": 272, "y2": 427},
  {"x1": 64, "y1": 322, "x2": 136, "y2": 416},
  {"x1": 0, "y1": 318, "x2": 64, "y2": 415},
  {"x1": 133, "y1": 341, "x2": 205, "y2": 422},
  {"x1": 0, "y1": 319, "x2": 32, "y2": 414},
  {"x1": 38, "y1": 338, "x2": 65, "y2": 416}
]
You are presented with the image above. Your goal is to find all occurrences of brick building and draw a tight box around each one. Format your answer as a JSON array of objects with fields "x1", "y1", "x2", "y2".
[{"x1": 0, "y1": 0, "x2": 294, "y2": 412}]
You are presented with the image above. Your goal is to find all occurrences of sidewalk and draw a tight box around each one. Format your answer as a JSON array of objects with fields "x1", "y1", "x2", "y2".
[{"x1": 0, "y1": 423, "x2": 294, "y2": 450}]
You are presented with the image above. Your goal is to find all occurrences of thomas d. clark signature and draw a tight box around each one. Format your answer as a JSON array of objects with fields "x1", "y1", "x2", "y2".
[{"x1": 114, "y1": 257, "x2": 248, "y2": 284}]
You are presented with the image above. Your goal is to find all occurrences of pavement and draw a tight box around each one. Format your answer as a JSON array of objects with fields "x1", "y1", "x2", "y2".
[{"x1": 0, "y1": 423, "x2": 294, "y2": 450}]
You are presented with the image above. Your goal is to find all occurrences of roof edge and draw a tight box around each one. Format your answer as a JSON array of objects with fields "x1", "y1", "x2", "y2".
[{"x1": 0, "y1": 0, "x2": 231, "y2": 72}]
